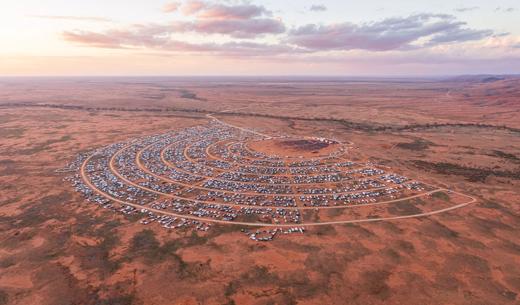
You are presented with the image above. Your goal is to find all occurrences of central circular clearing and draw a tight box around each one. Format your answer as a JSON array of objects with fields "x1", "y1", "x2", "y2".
[{"x1": 247, "y1": 137, "x2": 342, "y2": 158}]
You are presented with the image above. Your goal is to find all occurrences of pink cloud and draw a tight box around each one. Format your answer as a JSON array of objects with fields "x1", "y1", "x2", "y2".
[
  {"x1": 61, "y1": 11, "x2": 497, "y2": 59},
  {"x1": 181, "y1": 0, "x2": 206, "y2": 15},
  {"x1": 197, "y1": 4, "x2": 270, "y2": 19},
  {"x1": 162, "y1": 2, "x2": 181, "y2": 13},
  {"x1": 63, "y1": 31, "x2": 123, "y2": 48},
  {"x1": 63, "y1": 27, "x2": 172, "y2": 49},
  {"x1": 172, "y1": 18, "x2": 285, "y2": 38},
  {"x1": 288, "y1": 14, "x2": 493, "y2": 51},
  {"x1": 63, "y1": 27, "x2": 298, "y2": 56}
]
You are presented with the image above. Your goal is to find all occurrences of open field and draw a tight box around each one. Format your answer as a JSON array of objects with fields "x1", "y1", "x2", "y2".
[{"x1": 1, "y1": 76, "x2": 519, "y2": 305}]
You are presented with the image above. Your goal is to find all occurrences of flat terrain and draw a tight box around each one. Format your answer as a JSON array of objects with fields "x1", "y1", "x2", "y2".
[{"x1": 0, "y1": 76, "x2": 519, "y2": 305}]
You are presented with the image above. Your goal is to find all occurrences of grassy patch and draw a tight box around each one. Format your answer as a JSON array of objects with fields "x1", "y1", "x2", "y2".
[
  {"x1": 432, "y1": 191, "x2": 450, "y2": 201},
  {"x1": 179, "y1": 89, "x2": 206, "y2": 101},
  {"x1": 17, "y1": 135, "x2": 73, "y2": 155},
  {"x1": 0, "y1": 290, "x2": 8, "y2": 305},
  {"x1": 421, "y1": 220, "x2": 459, "y2": 239},
  {"x1": 326, "y1": 208, "x2": 343, "y2": 218},
  {"x1": 0, "y1": 127, "x2": 26, "y2": 139},
  {"x1": 314, "y1": 224, "x2": 337, "y2": 236},
  {"x1": 396, "y1": 139, "x2": 434, "y2": 151},
  {"x1": 0, "y1": 256, "x2": 16, "y2": 268},
  {"x1": 97, "y1": 294, "x2": 139, "y2": 305},
  {"x1": 361, "y1": 270, "x2": 391, "y2": 300},
  {"x1": 387, "y1": 200, "x2": 422, "y2": 215},
  {"x1": 491, "y1": 150, "x2": 520, "y2": 162},
  {"x1": 128, "y1": 229, "x2": 187, "y2": 266},
  {"x1": 79, "y1": 232, "x2": 121, "y2": 274},
  {"x1": 413, "y1": 160, "x2": 520, "y2": 182}
]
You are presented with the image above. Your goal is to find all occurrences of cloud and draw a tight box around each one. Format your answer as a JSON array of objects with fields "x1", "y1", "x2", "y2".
[
  {"x1": 63, "y1": 28, "x2": 170, "y2": 49},
  {"x1": 196, "y1": 3, "x2": 271, "y2": 19},
  {"x1": 454, "y1": 6, "x2": 479, "y2": 13},
  {"x1": 178, "y1": 1, "x2": 272, "y2": 19},
  {"x1": 162, "y1": 2, "x2": 181, "y2": 13},
  {"x1": 61, "y1": 10, "x2": 499, "y2": 59},
  {"x1": 171, "y1": 18, "x2": 285, "y2": 38},
  {"x1": 495, "y1": 7, "x2": 516, "y2": 13},
  {"x1": 63, "y1": 28, "x2": 299, "y2": 56},
  {"x1": 63, "y1": 31, "x2": 124, "y2": 48},
  {"x1": 63, "y1": 1, "x2": 284, "y2": 40},
  {"x1": 29, "y1": 15, "x2": 112, "y2": 22},
  {"x1": 287, "y1": 14, "x2": 493, "y2": 51},
  {"x1": 181, "y1": 0, "x2": 206, "y2": 15},
  {"x1": 310, "y1": 5, "x2": 327, "y2": 12}
]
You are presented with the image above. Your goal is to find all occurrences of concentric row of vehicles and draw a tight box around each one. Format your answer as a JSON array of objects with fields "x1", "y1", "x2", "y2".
[{"x1": 63, "y1": 117, "x2": 473, "y2": 241}]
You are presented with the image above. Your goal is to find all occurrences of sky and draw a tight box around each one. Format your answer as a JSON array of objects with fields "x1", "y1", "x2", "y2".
[{"x1": 1, "y1": 0, "x2": 519, "y2": 76}]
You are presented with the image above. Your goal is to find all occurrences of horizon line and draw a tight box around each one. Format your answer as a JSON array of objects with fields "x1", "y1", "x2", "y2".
[{"x1": 1, "y1": 73, "x2": 518, "y2": 79}]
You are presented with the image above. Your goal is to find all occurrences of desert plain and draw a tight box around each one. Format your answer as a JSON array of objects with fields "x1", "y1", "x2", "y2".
[{"x1": 0, "y1": 76, "x2": 519, "y2": 305}]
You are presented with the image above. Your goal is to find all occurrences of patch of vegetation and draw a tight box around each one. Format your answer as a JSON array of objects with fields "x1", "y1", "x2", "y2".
[
  {"x1": 224, "y1": 281, "x2": 239, "y2": 297},
  {"x1": 79, "y1": 232, "x2": 121, "y2": 274},
  {"x1": 491, "y1": 150, "x2": 520, "y2": 162},
  {"x1": 0, "y1": 114, "x2": 16, "y2": 124},
  {"x1": 0, "y1": 256, "x2": 16, "y2": 268},
  {"x1": 395, "y1": 240, "x2": 415, "y2": 253},
  {"x1": 0, "y1": 159, "x2": 15, "y2": 166},
  {"x1": 302, "y1": 209, "x2": 320, "y2": 223},
  {"x1": 4, "y1": 103, "x2": 520, "y2": 134},
  {"x1": 478, "y1": 200, "x2": 502, "y2": 210},
  {"x1": 97, "y1": 294, "x2": 140, "y2": 305},
  {"x1": 343, "y1": 223, "x2": 375, "y2": 237},
  {"x1": 129, "y1": 230, "x2": 160, "y2": 254},
  {"x1": 482, "y1": 76, "x2": 505, "y2": 83},
  {"x1": 380, "y1": 247, "x2": 401, "y2": 262},
  {"x1": 314, "y1": 224, "x2": 337, "y2": 236},
  {"x1": 123, "y1": 212, "x2": 145, "y2": 222},
  {"x1": 445, "y1": 253, "x2": 490, "y2": 274},
  {"x1": 469, "y1": 215, "x2": 513, "y2": 233},
  {"x1": 240, "y1": 265, "x2": 279, "y2": 285},
  {"x1": 0, "y1": 159, "x2": 21, "y2": 176},
  {"x1": 326, "y1": 208, "x2": 343, "y2": 218},
  {"x1": 422, "y1": 220, "x2": 459, "y2": 239},
  {"x1": 180, "y1": 90, "x2": 206, "y2": 101},
  {"x1": 234, "y1": 213, "x2": 259, "y2": 223},
  {"x1": 361, "y1": 270, "x2": 391, "y2": 300},
  {"x1": 0, "y1": 127, "x2": 25, "y2": 139},
  {"x1": 17, "y1": 135, "x2": 73, "y2": 155},
  {"x1": 127, "y1": 229, "x2": 193, "y2": 268},
  {"x1": 432, "y1": 191, "x2": 450, "y2": 201},
  {"x1": 11, "y1": 192, "x2": 73, "y2": 229},
  {"x1": 0, "y1": 290, "x2": 8, "y2": 305},
  {"x1": 396, "y1": 139, "x2": 434, "y2": 151},
  {"x1": 305, "y1": 251, "x2": 345, "y2": 275},
  {"x1": 225, "y1": 264, "x2": 333, "y2": 302},
  {"x1": 184, "y1": 230, "x2": 209, "y2": 246},
  {"x1": 413, "y1": 160, "x2": 520, "y2": 182},
  {"x1": 387, "y1": 200, "x2": 422, "y2": 215}
]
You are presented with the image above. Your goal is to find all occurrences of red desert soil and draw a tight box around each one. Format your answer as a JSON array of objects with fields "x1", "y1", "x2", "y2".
[{"x1": 0, "y1": 76, "x2": 519, "y2": 305}]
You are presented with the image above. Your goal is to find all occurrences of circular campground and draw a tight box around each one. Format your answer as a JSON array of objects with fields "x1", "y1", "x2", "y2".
[{"x1": 65, "y1": 114, "x2": 475, "y2": 240}]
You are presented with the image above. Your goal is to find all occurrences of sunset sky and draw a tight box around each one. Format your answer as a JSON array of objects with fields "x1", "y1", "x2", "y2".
[{"x1": 1, "y1": 0, "x2": 519, "y2": 76}]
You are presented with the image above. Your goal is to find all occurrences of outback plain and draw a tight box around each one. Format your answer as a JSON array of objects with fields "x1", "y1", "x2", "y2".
[{"x1": 0, "y1": 76, "x2": 519, "y2": 305}]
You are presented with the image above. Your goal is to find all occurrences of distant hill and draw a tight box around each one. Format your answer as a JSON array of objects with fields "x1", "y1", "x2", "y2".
[{"x1": 445, "y1": 74, "x2": 519, "y2": 83}]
